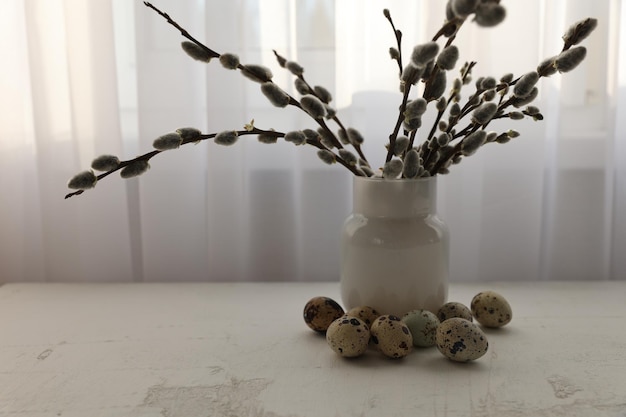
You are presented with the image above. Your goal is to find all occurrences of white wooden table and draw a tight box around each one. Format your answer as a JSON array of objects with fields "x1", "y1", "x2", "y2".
[{"x1": 1, "y1": 282, "x2": 625, "y2": 417}]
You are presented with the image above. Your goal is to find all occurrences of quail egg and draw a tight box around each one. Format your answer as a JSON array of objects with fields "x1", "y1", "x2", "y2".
[
  {"x1": 370, "y1": 315, "x2": 413, "y2": 359},
  {"x1": 303, "y1": 296, "x2": 345, "y2": 332},
  {"x1": 402, "y1": 309, "x2": 440, "y2": 347},
  {"x1": 436, "y1": 317, "x2": 488, "y2": 362},
  {"x1": 346, "y1": 306, "x2": 381, "y2": 328},
  {"x1": 437, "y1": 301, "x2": 473, "y2": 322},
  {"x1": 471, "y1": 291, "x2": 512, "y2": 328},
  {"x1": 326, "y1": 315, "x2": 370, "y2": 357}
]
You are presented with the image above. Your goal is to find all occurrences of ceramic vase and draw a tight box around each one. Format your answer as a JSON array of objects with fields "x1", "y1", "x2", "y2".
[{"x1": 340, "y1": 176, "x2": 449, "y2": 316}]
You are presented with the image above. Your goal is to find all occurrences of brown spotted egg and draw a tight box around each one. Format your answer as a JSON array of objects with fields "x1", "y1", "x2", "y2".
[
  {"x1": 436, "y1": 317, "x2": 488, "y2": 362},
  {"x1": 326, "y1": 315, "x2": 370, "y2": 357},
  {"x1": 471, "y1": 291, "x2": 512, "y2": 328},
  {"x1": 346, "y1": 306, "x2": 381, "y2": 328},
  {"x1": 370, "y1": 315, "x2": 413, "y2": 359},
  {"x1": 437, "y1": 301, "x2": 473, "y2": 322},
  {"x1": 303, "y1": 296, "x2": 345, "y2": 332}
]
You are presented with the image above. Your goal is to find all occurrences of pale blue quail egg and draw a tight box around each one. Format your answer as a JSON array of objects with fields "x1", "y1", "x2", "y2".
[{"x1": 402, "y1": 309, "x2": 440, "y2": 347}]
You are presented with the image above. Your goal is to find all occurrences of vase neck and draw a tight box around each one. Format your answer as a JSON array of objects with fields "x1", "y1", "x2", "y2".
[{"x1": 352, "y1": 177, "x2": 437, "y2": 217}]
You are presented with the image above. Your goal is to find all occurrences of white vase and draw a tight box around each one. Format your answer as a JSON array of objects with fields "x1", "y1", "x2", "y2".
[{"x1": 340, "y1": 176, "x2": 449, "y2": 317}]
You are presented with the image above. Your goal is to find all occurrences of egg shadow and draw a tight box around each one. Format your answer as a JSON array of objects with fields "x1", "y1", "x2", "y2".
[
  {"x1": 417, "y1": 349, "x2": 491, "y2": 375},
  {"x1": 477, "y1": 324, "x2": 517, "y2": 337},
  {"x1": 327, "y1": 346, "x2": 417, "y2": 369}
]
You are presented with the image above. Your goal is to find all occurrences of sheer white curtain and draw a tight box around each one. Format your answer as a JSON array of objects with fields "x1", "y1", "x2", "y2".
[{"x1": 1, "y1": 0, "x2": 624, "y2": 282}]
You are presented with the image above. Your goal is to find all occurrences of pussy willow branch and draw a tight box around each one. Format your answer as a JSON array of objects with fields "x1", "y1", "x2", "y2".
[
  {"x1": 285, "y1": 67, "x2": 368, "y2": 163},
  {"x1": 430, "y1": 122, "x2": 482, "y2": 174},
  {"x1": 143, "y1": 1, "x2": 346, "y2": 151},
  {"x1": 143, "y1": 2, "x2": 219, "y2": 59},
  {"x1": 433, "y1": 17, "x2": 464, "y2": 47},
  {"x1": 425, "y1": 34, "x2": 581, "y2": 176},
  {"x1": 383, "y1": 10, "x2": 403, "y2": 76},
  {"x1": 64, "y1": 125, "x2": 360, "y2": 199},
  {"x1": 65, "y1": 128, "x2": 273, "y2": 199},
  {"x1": 384, "y1": 11, "x2": 469, "y2": 163},
  {"x1": 419, "y1": 61, "x2": 476, "y2": 170},
  {"x1": 385, "y1": 73, "x2": 417, "y2": 163},
  {"x1": 144, "y1": 2, "x2": 270, "y2": 85},
  {"x1": 65, "y1": 149, "x2": 160, "y2": 199}
]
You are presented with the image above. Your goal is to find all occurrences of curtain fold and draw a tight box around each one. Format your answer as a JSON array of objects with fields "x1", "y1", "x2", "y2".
[
  {"x1": 610, "y1": 0, "x2": 626, "y2": 280},
  {"x1": 1, "y1": 0, "x2": 623, "y2": 282}
]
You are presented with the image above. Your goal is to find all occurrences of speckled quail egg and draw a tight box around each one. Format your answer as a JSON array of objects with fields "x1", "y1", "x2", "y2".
[
  {"x1": 436, "y1": 317, "x2": 489, "y2": 362},
  {"x1": 346, "y1": 306, "x2": 381, "y2": 328},
  {"x1": 471, "y1": 291, "x2": 512, "y2": 328},
  {"x1": 437, "y1": 301, "x2": 473, "y2": 322},
  {"x1": 303, "y1": 296, "x2": 345, "y2": 332},
  {"x1": 326, "y1": 315, "x2": 370, "y2": 358},
  {"x1": 370, "y1": 315, "x2": 413, "y2": 359},
  {"x1": 402, "y1": 309, "x2": 440, "y2": 347}
]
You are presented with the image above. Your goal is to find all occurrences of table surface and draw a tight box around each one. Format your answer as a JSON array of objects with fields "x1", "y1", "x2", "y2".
[{"x1": 0, "y1": 281, "x2": 625, "y2": 417}]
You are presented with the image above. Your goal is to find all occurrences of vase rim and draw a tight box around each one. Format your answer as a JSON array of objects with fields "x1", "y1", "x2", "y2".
[
  {"x1": 354, "y1": 176, "x2": 437, "y2": 183},
  {"x1": 352, "y1": 174, "x2": 438, "y2": 216}
]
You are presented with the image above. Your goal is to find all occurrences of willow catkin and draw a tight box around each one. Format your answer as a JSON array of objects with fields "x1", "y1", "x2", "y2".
[
  {"x1": 474, "y1": 3, "x2": 506, "y2": 27},
  {"x1": 91, "y1": 155, "x2": 120, "y2": 172},
  {"x1": 181, "y1": 41, "x2": 213, "y2": 62},
  {"x1": 241, "y1": 64, "x2": 273, "y2": 83},
  {"x1": 317, "y1": 149, "x2": 336, "y2": 165},
  {"x1": 405, "y1": 98, "x2": 428, "y2": 118},
  {"x1": 314, "y1": 86, "x2": 333, "y2": 103},
  {"x1": 513, "y1": 71, "x2": 539, "y2": 98},
  {"x1": 176, "y1": 127, "x2": 202, "y2": 141},
  {"x1": 402, "y1": 149, "x2": 421, "y2": 178},
  {"x1": 153, "y1": 132, "x2": 183, "y2": 151},
  {"x1": 537, "y1": 56, "x2": 558, "y2": 77},
  {"x1": 301, "y1": 95, "x2": 327, "y2": 119},
  {"x1": 219, "y1": 53, "x2": 240, "y2": 69},
  {"x1": 471, "y1": 102, "x2": 498, "y2": 125},
  {"x1": 258, "y1": 131, "x2": 279, "y2": 144},
  {"x1": 68, "y1": 170, "x2": 97, "y2": 189},
  {"x1": 347, "y1": 128, "x2": 364, "y2": 146},
  {"x1": 383, "y1": 159, "x2": 404, "y2": 179},
  {"x1": 294, "y1": 78, "x2": 310, "y2": 95},
  {"x1": 285, "y1": 61, "x2": 304, "y2": 76},
  {"x1": 411, "y1": 42, "x2": 440, "y2": 68},
  {"x1": 338, "y1": 149, "x2": 358, "y2": 166},
  {"x1": 554, "y1": 47, "x2": 587, "y2": 73},
  {"x1": 425, "y1": 71, "x2": 447, "y2": 101},
  {"x1": 436, "y1": 45, "x2": 460, "y2": 71},
  {"x1": 214, "y1": 130, "x2": 239, "y2": 146},
  {"x1": 393, "y1": 136, "x2": 410, "y2": 156},
  {"x1": 461, "y1": 130, "x2": 488, "y2": 156},
  {"x1": 563, "y1": 18, "x2": 598, "y2": 47},
  {"x1": 120, "y1": 161, "x2": 150, "y2": 179},
  {"x1": 261, "y1": 82, "x2": 290, "y2": 108},
  {"x1": 284, "y1": 131, "x2": 307, "y2": 145},
  {"x1": 512, "y1": 87, "x2": 538, "y2": 108}
]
